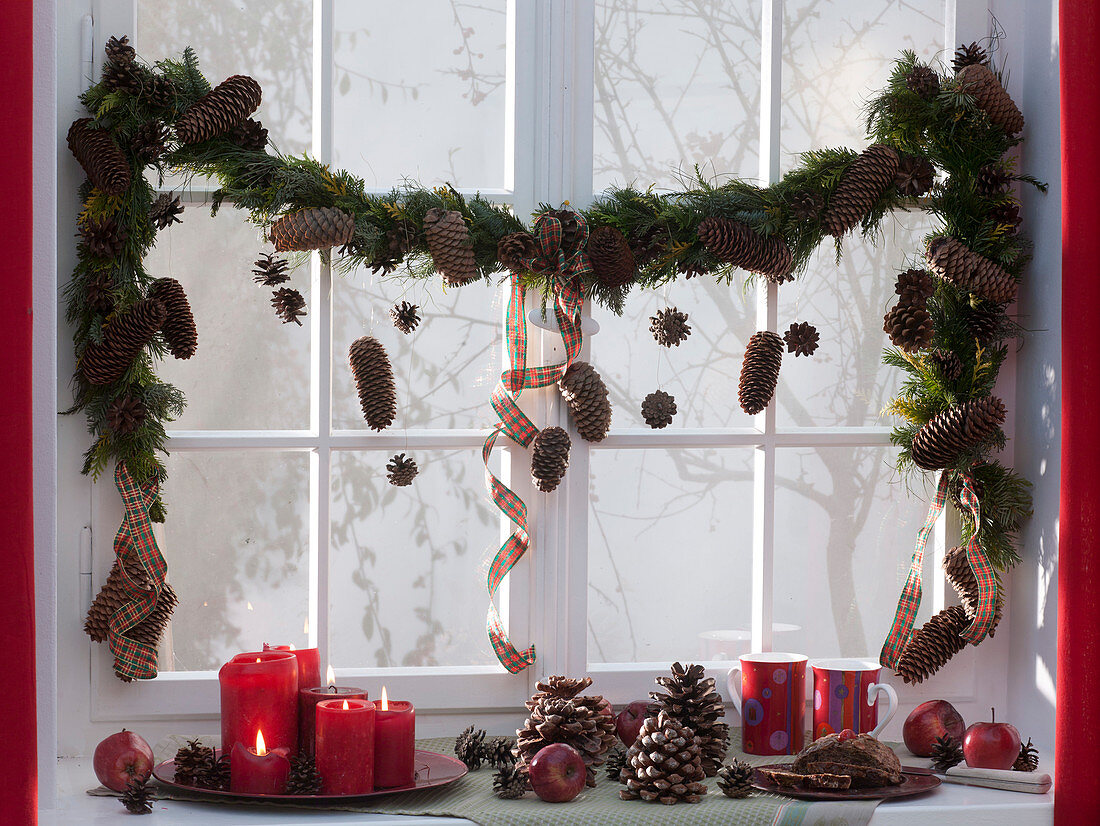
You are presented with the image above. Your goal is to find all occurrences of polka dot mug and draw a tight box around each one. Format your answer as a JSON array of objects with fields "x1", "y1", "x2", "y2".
[
  {"x1": 809, "y1": 658, "x2": 898, "y2": 741},
  {"x1": 726, "y1": 653, "x2": 808, "y2": 755}
]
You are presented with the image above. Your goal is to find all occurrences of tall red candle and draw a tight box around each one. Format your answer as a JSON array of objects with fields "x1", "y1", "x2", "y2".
[
  {"x1": 373, "y1": 688, "x2": 415, "y2": 789},
  {"x1": 299, "y1": 685, "x2": 367, "y2": 758},
  {"x1": 315, "y1": 698, "x2": 376, "y2": 795},
  {"x1": 219, "y1": 651, "x2": 298, "y2": 755},
  {"x1": 229, "y1": 731, "x2": 290, "y2": 794},
  {"x1": 263, "y1": 643, "x2": 321, "y2": 692}
]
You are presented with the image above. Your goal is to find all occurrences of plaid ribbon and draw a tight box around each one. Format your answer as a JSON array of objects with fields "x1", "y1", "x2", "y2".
[
  {"x1": 108, "y1": 462, "x2": 168, "y2": 681},
  {"x1": 879, "y1": 471, "x2": 999, "y2": 670},
  {"x1": 483, "y1": 212, "x2": 590, "y2": 673}
]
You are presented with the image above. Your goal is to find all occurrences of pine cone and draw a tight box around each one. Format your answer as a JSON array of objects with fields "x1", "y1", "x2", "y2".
[
  {"x1": 909, "y1": 396, "x2": 1006, "y2": 470},
  {"x1": 788, "y1": 190, "x2": 824, "y2": 222},
  {"x1": 784, "y1": 321, "x2": 819, "y2": 357},
  {"x1": 628, "y1": 225, "x2": 666, "y2": 267},
  {"x1": 107, "y1": 395, "x2": 147, "y2": 435},
  {"x1": 143, "y1": 75, "x2": 177, "y2": 110},
  {"x1": 101, "y1": 62, "x2": 146, "y2": 96},
  {"x1": 738, "y1": 331, "x2": 783, "y2": 415},
  {"x1": 952, "y1": 41, "x2": 989, "y2": 73},
  {"x1": 605, "y1": 747, "x2": 628, "y2": 782},
  {"x1": 965, "y1": 302, "x2": 1004, "y2": 346},
  {"x1": 270, "y1": 207, "x2": 355, "y2": 252},
  {"x1": 641, "y1": 390, "x2": 676, "y2": 429},
  {"x1": 531, "y1": 426, "x2": 570, "y2": 493},
  {"x1": 349, "y1": 336, "x2": 396, "y2": 431},
  {"x1": 130, "y1": 120, "x2": 168, "y2": 162},
  {"x1": 228, "y1": 117, "x2": 269, "y2": 152},
  {"x1": 1014, "y1": 738, "x2": 1039, "y2": 772},
  {"x1": 716, "y1": 760, "x2": 754, "y2": 798},
  {"x1": 943, "y1": 545, "x2": 1004, "y2": 635},
  {"x1": 368, "y1": 221, "x2": 418, "y2": 273},
  {"x1": 884, "y1": 303, "x2": 933, "y2": 352},
  {"x1": 104, "y1": 35, "x2": 136, "y2": 65},
  {"x1": 455, "y1": 726, "x2": 487, "y2": 770},
  {"x1": 85, "y1": 273, "x2": 116, "y2": 315},
  {"x1": 252, "y1": 253, "x2": 290, "y2": 286},
  {"x1": 895, "y1": 155, "x2": 935, "y2": 197},
  {"x1": 647, "y1": 662, "x2": 729, "y2": 776},
  {"x1": 390, "y1": 301, "x2": 420, "y2": 334},
  {"x1": 81, "y1": 298, "x2": 167, "y2": 386},
  {"x1": 906, "y1": 65, "x2": 940, "y2": 100},
  {"x1": 148, "y1": 277, "x2": 197, "y2": 359},
  {"x1": 271, "y1": 287, "x2": 307, "y2": 325},
  {"x1": 895, "y1": 268, "x2": 935, "y2": 306},
  {"x1": 677, "y1": 259, "x2": 709, "y2": 279},
  {"x1": 696, "y1": 217, "x2": 793, "y2": 282},
  {"x1": 481, "y1": 736, "x2": 517, "y2": 770},
  {"x1": 926, "y1": 236, "x2": 1017, "y2": 304},
  {"x1": 126, "y1": 583, "x2": 178, "y2": 649},
  {"x1": 927, "y1": 349, "x2": 963, "y2": 382},
  {"x1": 895, "y1": 605, "x2": 970, "y2": 685},
  {"x1": 976, "y1": 165, "x2": 1011, "y2": 196},
  {"x1": 493, "y1": 762, "x2": 528, "y2": 799},
  {"x1": 620, "y1": 711, "x2": 708, "y2": 804},
  {"x1": 588, "y1": 226, "x2": 636, "y2": 289},
  {"x1": 958, "y1": 63, "x2": 1024, "y2": 134},
  {"x1": 84, "y1": 557, "x2": 177, "y2": 649},
  {"x1": 386, "y1": 453, "x2": 418, "y2": 487},
  {"x1": 558, "y1": 361, "x2": 612, "y2": 442},
  {"x1": 546, "y1": 209, "x2": 581, "y2": 256},
  {"x1": 175, "y1": 74, "x2": 262, "y2": 144},
  {"x1": 424, "y1": 208, "x2": 478, "y2": 286},
  {"x1": 931, "y1": 734, "x2": 964, "y2": 772},
  {"x1": 821, "y1": 144, "x2": 900, "y2": 237},
  {"x1": 650, "y1": 307, "x2": 691, "y2": 348},
  {"x1": 121, "y1": 777, "x2": 153, "y2": 814},
  {"x1": 497, "y1": 232, "x2": 537, "y2": 273},
  {"x1": 80, "y1": 216, "x2": 129, "y2": 259},
  {"x1": 173, "y1": 740, "x2": 217, "y2": 788},
  {"x1": 286, "y1": 754, "x2": 323, "y2": 795},
  {"x1": 990, "y1": 202, "x2": 1022, "y2": 231}
]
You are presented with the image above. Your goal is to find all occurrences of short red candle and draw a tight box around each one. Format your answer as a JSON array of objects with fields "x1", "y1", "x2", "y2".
[
  {"x1": 219, "y1": 651, "x2": 298, "y2": 755},
  {"x1": 263, "y1": 643, "x2": 321, "y2": 693},
  {"x1": 229, "y1": 734, "x2": 290, "y2": 794},
  {"x1": 315, "y1": 698, "x2": 376, "y2": 794},
  {"x1": 374, "y1": 695, "x2": 416, "y2": 789},
  {"x1": 299, "y1": 685, "x2": 367, "y2": 758}
]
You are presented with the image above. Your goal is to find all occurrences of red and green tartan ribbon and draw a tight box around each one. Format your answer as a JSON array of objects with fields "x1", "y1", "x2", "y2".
[
  {"x1": 879, "y1": 471, "x2": 999, "y2": 670},
  {"x1": 483, "y1": 212, "x2": 590, "y2": 673},
  {"x1": 108, "y1": 462, "x2": 168, "y2": 681}
]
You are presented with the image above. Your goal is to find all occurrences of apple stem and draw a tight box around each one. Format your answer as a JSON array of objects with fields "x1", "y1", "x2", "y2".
[{"x1": 991, "y1": 707, "x2": 995, "y2": 723}]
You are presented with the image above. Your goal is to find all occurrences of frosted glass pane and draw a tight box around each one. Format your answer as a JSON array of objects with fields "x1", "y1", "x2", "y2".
[
  {"x1": 773, "y1": 447, "x2": 935, "y2": 660},
  {"x1": 329, "y1": 449, "x2": 500, "y2": 667},
  {"x1": 588, "y1": 449, "x2": 754, "y2": 664},
  {"x1": 148, "y1": 205, "x2": 310, "y2": 430},
  {"x1": 158, "y1": 451, "x2": 310, "y2": 671},
  {"x1": 332, "y1": 1, "x2": 508, "y2": 189},
  {"x1": 594, "y1": 1, "x2": 761, "y2": 191}
]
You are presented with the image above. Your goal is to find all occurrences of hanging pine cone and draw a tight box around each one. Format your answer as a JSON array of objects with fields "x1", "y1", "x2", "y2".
[
  {"x1": 738, "y1": 331, "x2": 783, "y2": 415},
  {"x1": 895, "y1": 155, "x2": 935, "y2": 197},
  {"x1": 85, "y1": 273, "x2": 116, "y2": 315},
  {"x1": 130, "y1": 120, "x2": 168, "y2": 163},
  {"x1": 895, "y1": 268, "x2": 935, "y2": 306},
  {"x1": 270, "y1": 207, "x2": 355, "y2": 252},
  {"x1": 546, "y1": 209, "x2": 581, "y2": 257},
  {"x1": 107, "y1": 395, "x2": 147, "y2": 435},
  {"x1": 821, "y1": 144, "x2": 900, "y2": 237},
  {"x1": 647, "y1": 662, "x2": 729, "y2": 777},
  {"x1": 390, "y1": 301, "x2": 420, "y2": 334},
  {"x1": 931, "y1": 734, "x2": 964, "y2": 772},
  {"x1": 788, "y1": 190, "x2": 825, "y2": 222},
  {"x1": 81, "y1": 298, "x2": 167, "y2": 386},
  {"x1": 79, "y1": 216, "x2": 129, "y2": 259},
  {"x1": 628, "y1": 225, "x2": 666, "y2": 267},
  {"x1": 104, "y1": 35, "x2": 136, "y2": 65},
  {"x1": 149, "y1": 277, "x2": 198, "y2": 359},
  {"x1": 126, "y1": 583, "x2": 178, "y2": 650},
  {"x1": 650, "y1": 307, "x2": 691, "y2": 348},
  {"x1": 286, "y1": 754, "x2": 323, "y2": 795},
  {"x1": 558, "y1": 361, "x2": 612, "y2": 442},
  {"x1": 964, "y1": 302, "x2": 1004, "y2": 346},
  {"x1": 895, "y1": 605, "x2": 970, "y2": 685},
  {"x1": 481, "y1": 736, "x2": 518, "y2": 770},
  {"x1": 423, "y1": 208, "x2": 479, "y2": 286},
  {"x1": 68, "y1": 118, "x2": 131, "y2": 195},
  {"x1": 716, "y1": 760, "x2": 754, "y2": 799},
  {"x1": 910, "y1": 396, "x2": 1006, "y2": 470},
  {"x1": 349, "y1": 336, "x2": 396, "y2": 431},
  {"x1": 926, "y1": 237, "x2": 1017, "y2": 304},
  {"x1": 620, "y1": 711, "x2": 708, "y2": 805},
  {"x1": 976, "y1": 164, "x2": 1011, "y2": 196},
  {"x1": 252, "y1": 253, "x2": 290, "y2": 286},
  {"x1": 604, "y1": 747, "x2": 628, "y2": 782},
  {"x1": 271, "y1": 287, "x2": 307, "y2": 326},
  {"x1": 943, "y1": 545, "x2": 1004, "y2": 635},
  {"x1": 149, "y1": 193, "x2": 184, "y2": 231},
  {"x1": 1014, "y1": 738, "x2": 1039, "y2": 772},
  {"x1": 121, "y1": 777, "x2": 153, "y2": 814},
  {"x1": 884, "y1": 303, "x2": 933, "y2": 352},
  {"x1": 784, "y1": 321, "x2": 819, "y2": 357},
  {"x1": 497, "y1": 232, "x2": 537, "y2": 273},
  {"x1": 906, "y1": 64, "x2": 940, "y2": 100},
  {"x1": 228, "y1": 117, "x2": 269, "y2": 152},
  {"x1": 455, "y1": 726, "x2": 486, "y2": 770},
  {"x1": 386, "y1": 453, "x2": 418, "y2": 487},
  {"x1": 696, "y1": 217, "x2": 793, "y2": 282},
  {"x1": 173, "y1": 739, "x2": 217, "y2": 787},
  {"x1": 493, "y1": 762, "x2": 528, "y2": 799},
  {"x1": 641, "y1": 390, "x2": 676, "y2": 429},
  {"x1": 531, "y1": 426, "x2": 571, "y2": 493},
  {"x1": 952, "y1": 41, "x2": 989, "y2": 73},
  {"x1": 175, "y1": 74, "x2": 262, "y2": 144},
  {"x1": 588, "y1": 226, "x2": 636, "y2": 289},
  {"x1": 958, "y1": 63, "x2": 1024, "y2": 134},
  {"x1": 926, "y1": 349, "x2": 963, "y2": 382},
  {"x1": 84, "y1": 559, "x2": 177, "y2": 646}
]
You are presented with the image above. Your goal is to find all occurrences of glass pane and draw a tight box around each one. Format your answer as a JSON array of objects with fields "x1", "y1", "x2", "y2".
[
  {"x1": 158, "y1": 451, "x2": 310, "y2": 671},
  {"x1": 148, "y1": 204, "x2": 310, "y2": 430},
  {"x1": 137, "y1": 0, "x2": 313, "y2": 155},
  {"x1": 594, "y1": 1, "x2": 761, "y2": 192},
  {"x1": 333, "y1": 1, "x2": 508, "y2": 189},
  {"x1": 588, "y1": 448, "x2": 754, "y2": 664},
  {"x1": 329, "y1": 449, "x2": 501, "y2": 667},
  {"x1": 773, "y1": 447, "x2": 935, "y2": 659}
]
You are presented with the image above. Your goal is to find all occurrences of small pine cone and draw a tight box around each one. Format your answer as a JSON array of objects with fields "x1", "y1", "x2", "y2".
[
  {"x1": 641, "y1": 390, "x2": 676, "y2": 429},
  {"x1": 252, "y1": 253, "x2": 291, "y2": 286},
  {"x1": 227, "y1": 117, "x2": 269, "y2": 152},
  {"x1": 286, "y1": 754, "x2": 323, "y2": 795},
  {"x1": 927, "y1": 349, "x2": 963, "y2": 382},
  {"x1": 952, "y1": 41, "x2": 989, "y2": 73},
  {"x1": 895, "y1": 268, "x2": 935, "y2": 306},
  {"x1": 965, "y1": 303, "x2": 1004, "y2": 346},
  {"x1": 194, "y1": 754, "x2": 231, "y2": 792},
  {"x1": 455, "y1": 726, "x2": 486, "y2": 770},
  {"x1": 68, "y1": 118, "x2": 130, "y2": 196},
  {"x1": 386, "y1": 453, "x2": 418, "y2": 487},
  {"x1": 909, "y1": 396, "x2": 1007, "y2": 470},
  {"x1": 906, "y1": 64, "x2": 940, "y2": 100},
  {"x1": 368, "y1": 221, "x2": 418, "y2": 273},
  {"x1": 149, "y1": 192, "x2": 184, "y2": 230},
  {"x1": 85, "y1": 273, "x2": 116, "y2": 315},
  {"x1": 493, "y1": 762, "x2": 528, "y2": 799},
  {"x1": 588, "y1": 226, "x2": 636, "y2": 289},
  {"x1": 558, "y1": 361, "x2": 612, "y2": 442},
  {"x1": 976, "y1": 165, "x2": 1011, "y2": 196},
  {"x1": 79, "y1": 216, "x2": 129, "y2": 259},
  {"x1": 390, "y1": 301, "x2": 421, "y2": 334},
  {"x1": 650, "y1": 306, "x2": 691, "y2": 347},
  {"x1": 696, "y1": 217, "x2": 792, "y2": 282},
  {"x1": 107, "y1": 395, "x2": 147, "y2": 435},
  {"x1": 423, "y1": 208, "x2": 479, "y2": 286},
  {"x1": 788, "y1": 190, "x2": 825, "y2": 222},
  {"x1": 716, "y1": 760, "x2": 754, "y2": 799},
  {"x1": 531, "y1": 426, "x2": 570, "y2": 493},
  {"x1": 546, "y1": 209, "x2": 581, "y2": 256},
  {"x1": 895, "y1": 605, "x2": 970, "y2": 684},
  {"x1": 958, "y1": 63, "x2": 1024, "y2": 134},
  {"x1": 895, "y1": 155, "x2": 936, "y2": 197},
  {"x1": 783, "y1": 321, "x2": 819, "y2": 357},
  {"x1": 628, "y1": 225, "x2": 666, "y2": 267},
  {"x1": 1014, "y1": 738, "x2": 1039, "y2": 772},
  {"x1": 620, "y1": 711, "x2": 708, "y2": 805},
  {"x1": 605, "y1": 747, "x2": 628, "y2": 782},
  {"x1": 173, "y1": 739, "x2": 217, "y2": 787},
  {"x1": 121, "y1": 777, "x2": 153, "y2": 815},
  {"x1": 497, "y1": 232, "x2": 537, "y2": 273},
  {"x1": 884, "y1": 303, "x2": 933, "y2": 352},
  {"x1": 130, "y1": 120, "x2": 169, "y2": 163},
  {"x1": 349, "y1": 336, "x2": 396, "y2": 431},
  {"x1": 271, "y1": 287, "x2": 307, "y2": 325},
  {"x1": 931, "y1": 734, "x2": 964, "y2": 772},
  {"x1": 149, "y1": 277, "x2": 197, "y2": 359},
  {"x1": 81, "y1": 298, "x2": 167, "y2": 386},
  {"x1": 175, "y1": 74, "x2": 263, "y2": 144},
  {"x1": 821, "y1": 144, "x2": 900, "y2": 237},
  {"x1": 101, "y1": 61, "x2": 146, "y2": 96},
  {"x1": 926, "y1": 237, "x2": 1017, "y2": 305},
  {"x1": 943, "y1": 545, "x2": 1004, "y2": 635},
  {"x1": 270, "y1": 207, "x2": 355, "y2": 252},
  {"x1": 104, "y1": 35, "x2": 136, "y2": 65},
  {"x1": 990, "y1": 202, "x2": 1022, "y2": 230},
  {"x1": 738, "y1": 331, "x2": 783, "y2": 415},
  {"x1": 677, "y1": 259, "x2": 709, "y2": 279},
  {"x1": 481, "y1": 736, "x2": 517, "y2": 769}
]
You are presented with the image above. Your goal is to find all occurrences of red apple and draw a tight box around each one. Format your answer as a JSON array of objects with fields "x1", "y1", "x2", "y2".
[
  {"x1": 615, "y1": 701, "x2": 649, "y2": 747},
  {"x1": 963, "y1": 709, "x2": 1021, "y2": 770},
  {"x1": 902, "y1": 700, "x2": 966, "y2": 757},
  {"x1": 528, "y1": 743, "x2": 586, "y2": 803},
  {"x1": 93, "y1": 729, "x2": 154, "y2": 792}
]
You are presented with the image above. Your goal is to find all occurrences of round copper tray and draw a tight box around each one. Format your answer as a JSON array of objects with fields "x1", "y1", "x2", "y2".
[{"x1": 752, "y1": 764, "x2": 942, "y2": 801}]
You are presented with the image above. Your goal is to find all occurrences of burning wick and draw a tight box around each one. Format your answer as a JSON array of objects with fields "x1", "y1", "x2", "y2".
[
  {"x1": 255, "y1": 729, "x2": 267, "y2": 756},
  {"x1": 326, "y1": 664, "x2": 336, "y2": 693},
  {"x1": 342, "y1": 699, "x2": 350, "y2": 711},
  {"x1": 381, "y1": 685, "x2": 389, "y2": 712}
]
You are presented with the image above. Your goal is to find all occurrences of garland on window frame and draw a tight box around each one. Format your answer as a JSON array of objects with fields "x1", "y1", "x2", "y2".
[{"x1": 68, "y1": 36, "x2": 1040, "y2": 679}]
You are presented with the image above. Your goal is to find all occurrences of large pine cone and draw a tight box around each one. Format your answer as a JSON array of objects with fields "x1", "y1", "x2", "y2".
[
  {"x1": 696, "y1": 217, "x2": 792, "y2": 282},
  {"x1": 270, "y1": 207, "x2": 355, "y2": 252},
  {"x1": 531, "y1": 426, "x2": 570, "y2": 493},
  {"x1": 909, "y1": 396, "x2": 1006, "y2": 470},
  {"x1": 81, "y1": 299, "x2": 167, "y2": 386},
  {"x1": 738, "y1": 331, "x2": 783, "y2": 415},
  {"x1": 647, "y1": 662, "x2": 729, "y2": 777},
  {"x1": 926, "y1": 236, "x2": 1016, "y2": 304},
  {"x1": 349, "y1": 336, "x2": 396, "y2": 431},
  {"x1": 84, "y1": 559, "x2": 176, "y2": 648},
  {"x1": 943, "y1": 545, "x2": 1004, "y2": 636},
  {"x1": 620, "y1": 711, "x2": 708, "y2": 804},
  {"x1": 588, "y1": 226, "x2": 636, "y2": 289},
  {"x1": 895, "y1": 605, "x2": 969, "y2": 685},
  {"x1": 821, "y1": 144, "x2": 900, "y2": 237},
  {"x1": 149, "y1": 277, "x2": 198, "y2": 359},
  {"x1": 424, "y1": 208, "x2": 478, "y2": 286},
  {"x1": 175, "y1": 74, "x2": 262, "y2": 144},
  {"x1": 883, "y1": 303, "x2": 933, "y2": 352},
  {"x1": 957, "y1": 63, "x2": 1024, "y2": 135},
  {"x1": 558, "y1": 361, "x2": 612, "y2": 442},
  {"x1": 67, "y1": 118, "x2": 131, "y2": 195},
  {"x1": 497, "y1": 232, "x2": 537, "y2": 273}
]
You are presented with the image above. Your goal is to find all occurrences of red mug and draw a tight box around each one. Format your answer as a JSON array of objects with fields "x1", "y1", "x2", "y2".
[
  {"x1": 726, "y1": 652, "x2": 808, "y2": 755},
  {"x1": 810, "y1": 658, "x2": 898, "y2": 740}
]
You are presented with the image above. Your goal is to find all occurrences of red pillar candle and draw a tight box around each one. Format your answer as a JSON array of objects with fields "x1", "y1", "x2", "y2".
[
  {"x1": 316, "y1": 698, "x2": 377, "y2": 795},
  {"x1": 299, "y1": 685, "x2": 367, "y2": 758},
  {"x1": 229, "y1": 731, "x2": 291, "y2": 794},
  {"x1": 374, "y1": 687, "x2": 416, "y2": 789},
  {"x1": 263, "y1": 643, "x2": 321, "y2": 693},
  {"x1": 219, "y1": 651, "x2": 299, "y2": 755}
]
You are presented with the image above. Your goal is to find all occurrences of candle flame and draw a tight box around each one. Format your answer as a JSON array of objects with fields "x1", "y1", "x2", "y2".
[
  {"x1": 255, "y1": 658, "x2": 261, "y2": 663},
  {"x1": 303, "y1": 617, "x2": 309, "y2": 634},
  {"x1": 255, "y1": 730, "x2": 266, "y2": 756},
  {"x1": 342, "y1": 699, "x2": 350, "y2": 710},
  {"x1": 288, "y1": 643, "x2": 296, "y2": 651},
  {"x1": 247, "y1": 602, "x2": 254, "y2": 611},
  {"x1": 326, "y1": 665, "x2": 335, "y2": 687},
  {"x1": 381, "y1": 686, "x2": 389, "y2": 711}
]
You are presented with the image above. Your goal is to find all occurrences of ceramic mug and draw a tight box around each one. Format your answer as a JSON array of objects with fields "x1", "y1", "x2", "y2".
[
  {"x1": 726, "y1": 652, "x2": 808, "y2": 755},
  {"x1": 810, "y1": 658, "x2": 898, "y2": 740}
]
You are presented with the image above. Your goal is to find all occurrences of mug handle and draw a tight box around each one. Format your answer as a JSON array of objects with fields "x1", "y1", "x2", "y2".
[
  {"x1": 726, "y1": 666, "x2": 743, "y2": 718},
  {"x1": 868, "y1": 682, "x2": 898, "y2": 737}
]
